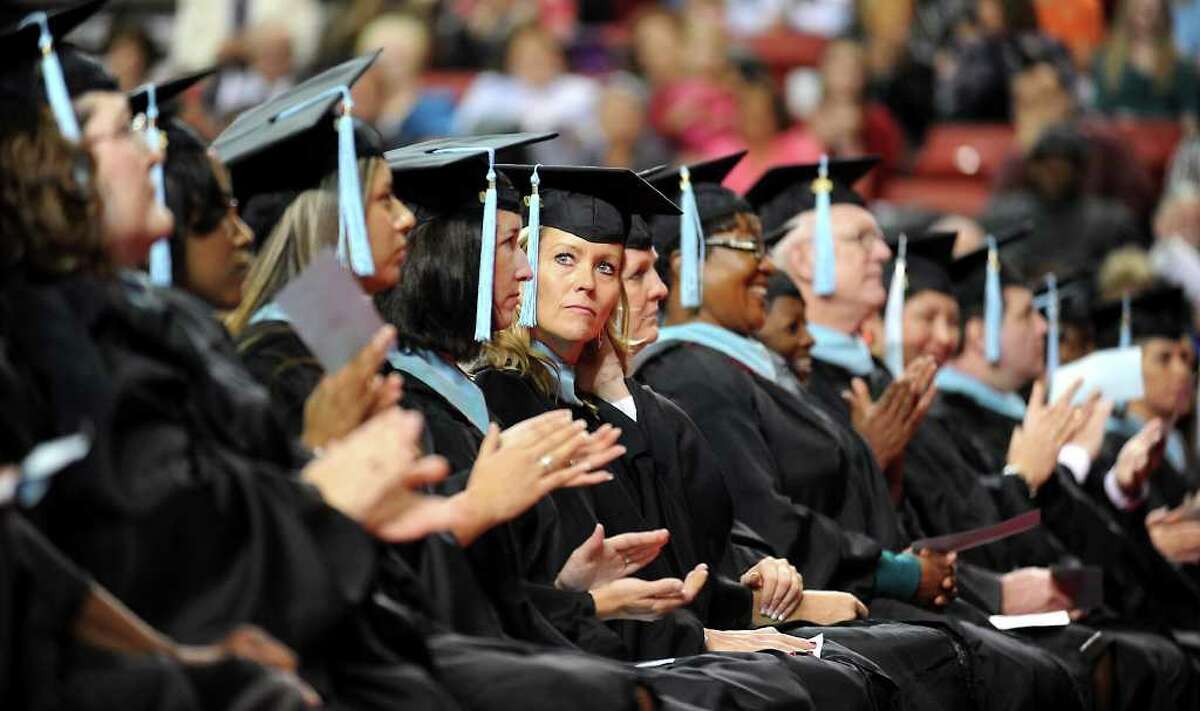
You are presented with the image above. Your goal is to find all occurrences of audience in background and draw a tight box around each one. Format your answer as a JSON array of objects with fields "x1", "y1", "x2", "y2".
[
  {"x1": 579, "y1": 73, "x2": 672, "y2": 171},
  {"x1": 984, "y1": 122, "x2": 1144, "y2": 278},
  {"x1": 935, "y1": 0, "x2": 1073, "y2": 121},
  {"x1": 103, "y1": 21, "x2": 161, "y2": 91},
  {"x1": 997, "y1": 60, "x2": 1157, "y2": 221},
  {"x1": 453, "y1": 23, "x2": 598, "y2": 164},
  {"x1": 1093, "y1": 0, "x2": 1199, "y2": 132},
  {"x1": 352, "y1": 13, "x2": 456, "y2": 146}
]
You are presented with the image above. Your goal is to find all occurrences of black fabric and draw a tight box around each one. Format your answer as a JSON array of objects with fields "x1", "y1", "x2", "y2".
[
  {"x1": 474, "y1": 366, "x2": 904, "y2": 711},
  {"x1": 743, "y1": 156, "x2": 879, "y2": 242},
  {"x1": 1092, "y1": 286, "x2": 1191, "y2": 348},
  {"x1": 884, "y1": 231, "x2": 957, "y2": 299},
  {"x1": 927, "y1": 388, "x2": 1200, "y2": 710},
  {"x1": 0, "y1": 273, "x2": 457, "y2": 709},
  {"x1": 633, "y1": 340, "x2": 996, "y2": 711}
]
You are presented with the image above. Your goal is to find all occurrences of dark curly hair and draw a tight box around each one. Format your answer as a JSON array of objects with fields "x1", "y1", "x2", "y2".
[
  {"x1": 0, "y1": 105, "x2": 107, "y2": 277},
  {"x1": 163, "y1": 118, "x2": 229, "y2": 284}
]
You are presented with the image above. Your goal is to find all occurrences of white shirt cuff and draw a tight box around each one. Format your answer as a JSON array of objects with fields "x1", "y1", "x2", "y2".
[
  {"x1": 1103, "y1": 468, "x2": 1149, "y2": 511},
  {"x1": 1057, "y1": 444, "x2": 1092, "y2": 486}
]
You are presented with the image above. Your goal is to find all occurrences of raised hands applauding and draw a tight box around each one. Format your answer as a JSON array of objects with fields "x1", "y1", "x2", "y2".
[
  {"x1": 844, "y1": 356, "x2": 938, "y2": 469},
  {"x1": 302, "y1": 326, "x2": 405, "y2": 451},
  {"x1": 554, "y1": 523, "x2": 671, "y2": 592}
]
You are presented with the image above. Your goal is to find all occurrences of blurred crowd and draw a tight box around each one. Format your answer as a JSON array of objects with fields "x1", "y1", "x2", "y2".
[{"x1": 90, "y1": 0, "x2": 1200, "y2": 316}]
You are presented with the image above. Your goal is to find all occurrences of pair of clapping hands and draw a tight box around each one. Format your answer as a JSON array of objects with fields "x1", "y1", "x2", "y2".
[
  {"x1": 1007, "y1": 380, "x2": 1164, "y2": 497},
  {"x1": 297, "y1": 326, "x2": 626, "y2": 546},
  {"x1": 552, "y1": 524, "x2": 867, "y2": 654}
]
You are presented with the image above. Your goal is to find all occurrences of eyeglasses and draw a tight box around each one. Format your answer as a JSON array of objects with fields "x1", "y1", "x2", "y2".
[
  {"x1": 86, "y1": 114, "x2": 165, "y2": 154},
  {"x1": 705, "y1": 232, "x2": 766, "y2": 259},
  {"x1": 837, "y1": 230, "x2": 883, "y2": 251}
]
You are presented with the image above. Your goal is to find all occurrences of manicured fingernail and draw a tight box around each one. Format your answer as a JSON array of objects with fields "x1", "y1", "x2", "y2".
[{"x1": 761, "y1": 607, "x2": 768, "y2": 616}]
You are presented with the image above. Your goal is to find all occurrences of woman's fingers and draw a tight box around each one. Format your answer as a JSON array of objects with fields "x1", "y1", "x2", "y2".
[
  {"x1": 776, "y1": 565, "x2": 804, "y2": 620},
  {"x1": 681, "y1": 565, "x2": 709, "y2": 602},
  {"x1": 757, "y1": 560, "x2": 780, "y2": 620}
]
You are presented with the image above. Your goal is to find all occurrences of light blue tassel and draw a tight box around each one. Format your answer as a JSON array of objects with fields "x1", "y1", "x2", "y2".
[
  {"x1": 275, "y1": 86, "x2": 374, "y2": 276},
  {"x1": 1044, "y1": 273, "x2": 1059, "y2": 384},
  {"x1": 883, "y1": 234, "x2": 907, "y2": 376},
  {"x1": 141, "y1": 84, "x2": 172, "y2": 286},
  {"x1": 475, "y1": 167, "x2": 498, "y2": 341},
  {"x1": 429, "y1": 147, "x2": 499, "y2": 341},
  {"x1": 679, "y1": 166, "x2": 704, "y2": 308},
  {"x1": 984, "y1": 234, "x2": 1003, "y2": 364},
  {"x1": 518, "y1": 165, "x2": 541, "y2": 328},
  {"x1": 20, "y1": 12, "x2": 81, "y2": 143},
  {"x1": 812, "y1": 154, "x2": 836, "y2": 296},
  {"x1": 1119, "y1": 292, "x2": 1132, "y2": 348}
]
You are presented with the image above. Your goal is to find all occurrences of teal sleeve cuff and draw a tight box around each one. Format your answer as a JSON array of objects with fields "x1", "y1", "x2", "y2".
[{"x1": 874, "y1": 551, "x2": 921, "y2": 600}]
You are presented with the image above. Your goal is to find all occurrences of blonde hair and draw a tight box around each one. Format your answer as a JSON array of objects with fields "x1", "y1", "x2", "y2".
[
  {"x1": 1098, "y1": 246, "x2": 1156, "y2": 302},
  {"x1": 1103, "y1": 0, "x2": 1177, "y2": 93},
  {"x1": 477, "y1": 226, "x2": 634, "y2": 403},
  {"x1": 226, "y1": 156, "x2": 385, "y2": 335}
]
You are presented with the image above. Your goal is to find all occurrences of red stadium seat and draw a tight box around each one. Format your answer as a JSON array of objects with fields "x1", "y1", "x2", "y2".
[
  {"x1": 913, "y1": 123, "x2": 1015, "y2": 179},
  {"x1": 881, "y1": 176, "x2": 993, "y2": 216}
]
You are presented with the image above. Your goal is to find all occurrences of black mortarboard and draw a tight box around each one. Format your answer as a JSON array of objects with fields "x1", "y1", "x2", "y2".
[
  {"x1": 627, "y1": 215, "x2": 654, "y2": 251},
  {"x1": 1093, "y1": 286, "x2": 1191, "y2": 349},
  {"x1": 383, "y1": 132, "x2": 555, "y2": 219},
  {"x1": 744, "y1": 155, "x2": 880, "y2": 247},
  {"x1": 213, "y1": 52, "x2": 383, "y2": 276},
  {"x1": 127, "y1": 67, "x2": 216, "y2": 117},
  {"x1": 213, "y1": 52, "x2": 381, "y2": 199},
  {"x1": 1033, "y1": 271, "x2": 1094, "y2": 381},
  {"x1": 0, "y1": 1, "x2": 107, "y2": 142},
  {"x1": 497, "y1": 164, "x2": 679, "y2": 329},
  {"x1": 0, "y1": 1, "x2": 104, "y2": 64},
  {"x1": 497, "y1": 164, "x2": 680, "y2": 245},
  {"x1": 949, "y1": 222, "x2": 1031, "y2": 363},
  {"x1": 881, "y1": 231, "x2": 957, "y2": 374},
  {"x1": 641, "y1": 152, "x2": 749, "y2": 307},
  {"x1": 884, "y1": 231, "x2": 957, "y2": 298}
]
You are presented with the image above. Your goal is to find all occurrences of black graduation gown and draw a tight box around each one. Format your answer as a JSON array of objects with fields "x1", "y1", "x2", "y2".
[
  {"x1": 235, "y1": 325, "x2": 655, "y2": 711},
  {"x1": 477, "y1": 366, "x2": 914, "y2": 711},
  {"x1": 397, "y1": 367, "x2": 838, "y2": 711},
  {"x1": 0, "y1": 274, "x2": 463, "y2": 711},
  {"x1": 637, "y1": 340, "x2": 1097, "y2": 711},
  {"x1": 930, "y1": 389, "x2": 1200, "y2": 710},
  {"x1": 0, "y1": 506, "x2": 323, "y2": 711}
]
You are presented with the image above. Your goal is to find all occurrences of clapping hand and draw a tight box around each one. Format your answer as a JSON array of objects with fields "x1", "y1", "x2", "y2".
[
  {"x1": 591, "y1": 565, "x2": 709, "y2": 622},
  {"x1": 843, "y1": 356, "x2": 937, "y2": 468},
  {"x1": 555, "y1": 524, "x2": 671, "y2": 592},
  {"x1": 302, "y1": 326, "x2": 403, "y2": 451},
  {"x1": 1006, "y1": 380, "x2": 1082, "y2": 494}
]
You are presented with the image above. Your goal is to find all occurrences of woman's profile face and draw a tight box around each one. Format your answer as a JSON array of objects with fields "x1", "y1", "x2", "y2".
[
  {"x1": 534, "y1": 228, "x2": 624, "y2": 345},
  {"x1": 359, "y1": 161, "x2": 414, "y2": 295},
  {"x1": 492, "y1": 209, "x2": 531, "y2": 330},
  {"x1": 183, "y1": 156, "x2": 254, "y2": 309}
]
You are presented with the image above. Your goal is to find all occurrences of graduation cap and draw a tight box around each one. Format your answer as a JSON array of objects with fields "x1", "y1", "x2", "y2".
[
  {"x1": 744, "y1": 155, "x2": 880, "y2": 297},
  {"x1": 949, "y1": 223, "x2": 1031, "y2": 364},
  {"x1": 627, "y1": 215, "x2": 654, "y2": 252},
  {"x1": 127, "y1": 70, "x2": 218, "y2": 286},
  {"x1": 0, "y1": 0, "x2": 106, "y2": 142},
  {"x1": 640, "y1": 151, "x2": 747, "y2": 308},
  {"x1": 1092, "y1": 286, "x2": 1191, "y2": 349},
  {"x1": 881, "y1": 231, "x2": 957, "y2": 375},
  {"x1": 496, "y1": 164, "x2": 680, "y2": 329},
  {"x1": 1032, "y1": 271, "x2": 1095, "y2": 381},
  {"x1": 213, "y1": 52, "x2": 382, "y2": 277},
  {"x1": 383, "y1": 132, "x2": 555, "y2": 220},
  {"x1": 127, "y1": 67, "x2": 216, "y2": 117}
]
